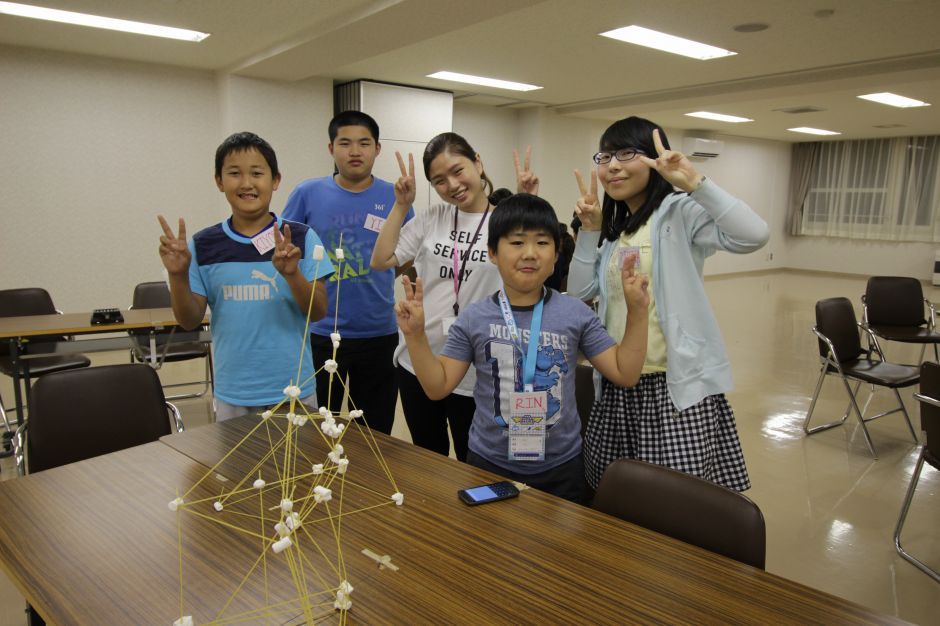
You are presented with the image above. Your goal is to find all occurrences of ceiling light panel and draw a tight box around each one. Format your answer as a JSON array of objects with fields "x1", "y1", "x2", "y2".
[
  {"x1": 685, "y1": 111, "x2": 753, "y2": 123},
  {"x1": 427, "y1": 71, "x2": 542, "y2": 92},
  {"x1": 788, "y1": 127, "x2": 841, "y2": 136},
  {"x1": 857, "y1": 92, "x2": 930, "y2": 108},
  {"x1": 0, "y1": 1, "x2": 209, "y2": 41},
  {"x1": 599, "y1": 25, "x2": 736, "y2": 60}
]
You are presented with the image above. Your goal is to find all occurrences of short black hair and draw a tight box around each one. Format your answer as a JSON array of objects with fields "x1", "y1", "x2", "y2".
[
  {"x1": 329, "y1": 110, "x2": 380, "y2": 143},
  {"x1": 214, "y1": 132, "x2": 279, "y2": 179},
  {"x1": 487, "y1": 193, "x2": 561, "y2": 251}
]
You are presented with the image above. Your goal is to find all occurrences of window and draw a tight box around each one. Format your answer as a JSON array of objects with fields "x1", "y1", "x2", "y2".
[{"x1": 796, "y1": 135, "x2": 940, "y2": 241}]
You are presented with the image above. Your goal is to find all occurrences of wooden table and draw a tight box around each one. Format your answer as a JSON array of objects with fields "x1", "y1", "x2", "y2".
[
  {"x1": 0, "y1": 308, "x2": 210, "y2": 422},
  {"x1": 0, "y1": 416, "x2": 903, "y2": 625}
]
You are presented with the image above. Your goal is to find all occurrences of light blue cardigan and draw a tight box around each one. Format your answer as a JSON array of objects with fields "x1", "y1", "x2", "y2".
[{"x1": 568, "y1": 178, "x2": 769, "y2": 411}]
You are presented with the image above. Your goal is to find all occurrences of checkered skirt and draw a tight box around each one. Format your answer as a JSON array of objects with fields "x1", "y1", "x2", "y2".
[{"x1": 584, "y1": 372, "x2": 751, "y2": 492}]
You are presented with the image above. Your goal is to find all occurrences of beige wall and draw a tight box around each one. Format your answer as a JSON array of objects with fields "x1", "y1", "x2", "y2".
[{"x1": 1, "y1": 43, "x2": 933, "y2": 317}]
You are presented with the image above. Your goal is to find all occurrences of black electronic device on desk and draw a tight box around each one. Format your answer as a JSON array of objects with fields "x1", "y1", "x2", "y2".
[{"x1": 90, "y1": 308, "x2": 124, "y2": 325}]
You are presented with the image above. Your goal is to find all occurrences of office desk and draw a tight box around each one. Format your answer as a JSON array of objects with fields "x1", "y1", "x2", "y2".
[
  {"x1": 0, "y1": 308, "x2": 210, "y2": 422},
  {"x1": 0, "y1": 415, "x2": 897, "y2": 624}
]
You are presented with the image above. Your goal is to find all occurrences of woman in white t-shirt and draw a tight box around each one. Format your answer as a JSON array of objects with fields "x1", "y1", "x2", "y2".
[{"x1": 372, "y1": 132, "x2": 538, "y2": 460}]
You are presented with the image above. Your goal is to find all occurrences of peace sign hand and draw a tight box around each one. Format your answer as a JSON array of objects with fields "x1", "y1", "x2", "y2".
[
  {"x1": 514, "y1": 146, "x2": 540, "y2": 195},
  {"x1": 394, "y1": 276, "x2": 425, "y2": 337},
  {"x1": 158, "y1": 215, "x2": 192, "y2": 276},
  {"x1": 573, "y1": 168, "x2": 602, "y2": 231},
  {"x1": 394, "y1": 151, "x2": 417, "y2": 207},
  {"x1": 638, "y1": 129, "x2": 704, "y2": 193},
  {"x1": 272, "y1": 222, "x2": 301, "y2": 277},
  {"x1": 620, "y1": 251, "x2": 650, "y2": 311}
]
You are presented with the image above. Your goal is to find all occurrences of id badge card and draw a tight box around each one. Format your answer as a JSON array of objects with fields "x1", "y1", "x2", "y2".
[
  {"x1": 618, "y1": 246, "x2": 641, "y2": 269},
  {"x1": 441, "y1": 316, "x2": 457, "y2": 336},
  {"x1": 508, "y1": 391, "x2": 547, "y2": 462},
  {"x1": 252, "y1": 226, "x2": 277, "y2": 255}
]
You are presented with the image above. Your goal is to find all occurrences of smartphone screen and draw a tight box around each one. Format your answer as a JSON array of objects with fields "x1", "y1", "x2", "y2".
[{"x1": 458, "y1": 481, "x2": 519, "y2": 505}]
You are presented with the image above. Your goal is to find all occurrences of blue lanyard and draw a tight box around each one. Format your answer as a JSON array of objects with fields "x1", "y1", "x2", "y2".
[{"x1": 497, "y1": 290, "x2": 544, "y2": 392}]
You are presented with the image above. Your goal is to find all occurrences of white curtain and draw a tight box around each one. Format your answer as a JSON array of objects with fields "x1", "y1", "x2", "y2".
[{"x1": 797, "y1": 135, "x2": 940, "y2": 242}]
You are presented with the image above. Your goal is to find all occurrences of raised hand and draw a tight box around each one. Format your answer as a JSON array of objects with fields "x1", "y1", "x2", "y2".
[
  {"x1": 620, "y1": 251, "x2": 650, "y2": 311},
  {"x1": 272, "y1": 222, "x2": 301, "y2": 277},
  {"x1": 395, "y1": 276, "x2": 426, "y2": 337},
  {"x1": 573, "y1": 168, "x2": 602, "y2": 231},
  {"x1": 394, "y1": 151, "x2": 417, "y2": 207},
  {"x1": 638, "y1": 128, "x2": 704, "y2": 193},
  {"x1": 514, "y1": 146, "x2": 540, "y2": 195},
  {"x1": 158, "y1": 215, "x2": 192, "y2": 276}
]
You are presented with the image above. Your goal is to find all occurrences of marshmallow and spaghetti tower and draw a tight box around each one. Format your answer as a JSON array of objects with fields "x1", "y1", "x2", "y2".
[{"x1": 170, "y1": 236, "x2": 402, "y2": 626}]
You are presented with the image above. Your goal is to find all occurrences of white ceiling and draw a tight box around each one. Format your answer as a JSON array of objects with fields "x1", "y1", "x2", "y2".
[{"x1": 2, "y1": 0, "x2": 939, "y2": 142}]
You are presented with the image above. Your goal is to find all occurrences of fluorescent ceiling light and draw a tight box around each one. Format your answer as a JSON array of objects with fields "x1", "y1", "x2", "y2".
[
  {"x1": 0, "y1": 1, "x2": 209, "y2": 42},
  {"x1": 685, "y1": 111, "x2": 753, "y2": 123},
  {"x1": 857, "y1": 92, "x2": 930, "y2": 108},
  {"x1": 787, "y1": 127, "x2": 841, "y2": 136},
  {"x1": 599, "y1": 25, "x2": 736, "y2": 60},
  {"x1": 427, "y1": 71, "x2": 542, "y2": 92}
]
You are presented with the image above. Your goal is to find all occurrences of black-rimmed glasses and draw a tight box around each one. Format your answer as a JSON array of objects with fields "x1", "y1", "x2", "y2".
[{"x1": 592, "y1": 148, "x2": 645, "y2": 165}]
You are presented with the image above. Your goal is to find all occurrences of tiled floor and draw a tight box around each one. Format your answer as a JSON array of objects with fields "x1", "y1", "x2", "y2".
[{"x1": 0, "y1": 269, "x2": 937, "y2": 624}]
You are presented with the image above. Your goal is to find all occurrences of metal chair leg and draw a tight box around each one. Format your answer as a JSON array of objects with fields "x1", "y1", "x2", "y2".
[
  {"x1": 838, "y1": 372, "x2": 878, "y2": 458},
  {"x1": 803, "y1": 363, "x2": 845, "y2": 434},
  {"x1": 893, "y1": 447, "x2": 940, "y2": 582}
]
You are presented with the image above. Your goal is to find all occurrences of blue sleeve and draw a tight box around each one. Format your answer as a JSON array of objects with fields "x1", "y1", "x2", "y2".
[
  {"x1": 303, "y1": 227, "x2": 336, "y2": 282},
  {"x1": 282, "y1": 185, "x2": 307, "y2": 223},
  {"x1": 440, "y1": 313, "x2": 474, "y2": 364},
  {"x1": 580, "y1": 305, "x2": 616, "y2": 358},
  {"x1": 187, "y1": 239, "x2": 207, "y2": 298}
]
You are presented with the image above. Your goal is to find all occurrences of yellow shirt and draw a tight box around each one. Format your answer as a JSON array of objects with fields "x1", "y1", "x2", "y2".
[{"x1": 604, "y1": 221, "x2": 667, "y2": 373}]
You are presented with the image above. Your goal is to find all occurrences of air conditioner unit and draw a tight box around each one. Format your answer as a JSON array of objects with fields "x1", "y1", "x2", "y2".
[{"x1": 682, "y1": 137, "x2": 724, "y2": 159}]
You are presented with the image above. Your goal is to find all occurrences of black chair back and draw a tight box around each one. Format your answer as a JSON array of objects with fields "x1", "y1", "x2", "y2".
[
  {"x1": 921, "y1": 362, "x2": 940, "y2": 460},
  {"x1": 815, "y1": 297, "x2": 864, "y2": 362},
  {"x1": 575, "y1": 363, "x2": 595, "y2": 437},
  {"x1": 0, "y1": 288, "x2": 57, "y2": 318},
  {"x1": 593, "y1": 459, "x2": 766, "y2": 569},
  {"x1": 132, "y1": 281, "x2": 172, "y2": 309},
  {"x1": 866, "y1": 277, "x2": 926, "y2": 327},
  {"x1": 27, "y1": 364, "x2": 173, "y2": 473}
]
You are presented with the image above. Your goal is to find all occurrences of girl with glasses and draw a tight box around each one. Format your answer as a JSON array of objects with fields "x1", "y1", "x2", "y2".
[{"x1": 567, "y1": 116, "x2": 769, "y2": 492}]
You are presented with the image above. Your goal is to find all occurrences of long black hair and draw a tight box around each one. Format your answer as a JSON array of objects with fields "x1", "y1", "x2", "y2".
[{"x1": 599, "y1": 116, "x2": 676, "y2": 242}]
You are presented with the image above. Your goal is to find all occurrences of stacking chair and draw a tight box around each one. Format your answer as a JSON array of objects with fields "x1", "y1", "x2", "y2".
[
  {"x1": 0, "y1": 288, "x2": 90, "y2": 460},
  {"x1": 129, "y1": 281, "x2": 212, "y2": 400},
  {"x1": 862, "y1": 276, "x2": 940, "y2": 363},
  {"x1": 23, "y1": 363, "x2": 183, "y2": 474},
  {"x1": 803, "y1": 297, "x2": 919, "y2": 458},
  {"x1": 893, "y1": 361, "x2": 940, "y2": 582},
  {"x1": 575, "y1": 363, "x2": 596, "y2": 436},
  {"x1": 592, "y1": 459, "x2": 766, "y2": 569},
  {"x1": 20, "y1": 363, "x2": 183, "y2": 623}
]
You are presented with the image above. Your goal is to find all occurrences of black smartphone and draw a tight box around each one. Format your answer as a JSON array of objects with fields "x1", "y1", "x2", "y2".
[{"x1": 457, "y1": 481, "x2": 520, "y2": 506}]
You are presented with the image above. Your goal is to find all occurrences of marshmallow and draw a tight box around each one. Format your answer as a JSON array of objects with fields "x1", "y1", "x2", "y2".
[
  {"x1": 312, "y1": 463, "x2": 324, "y2": 475},
  {"x1": 313, "y1": 485, "x2": 333, "y2": 503},
  {"x1": 253, "y1": 478, "x2": 266, "y2": 489},
  {"x1": 261, "y1": 410, "x2": 272, "y2": 420},
  {"x1": 173, "y1": 616, "x2": 194, "y2": 626},
  {"x1": 336, "y1": 458, "x2": 349, "y2": 474},
  {"x1": 349, "y1": 409, "x2": 363, "y2": 419},
  {"x1": 274, "y1": 521, "x2": 289, "y2": 538},
  {"x1": 332, "y1": 340, "x2": 340, "y2": 349},
  {"x1": 213, "y1": 501, "x2": 224, "y2": 512},
  {"x1": 295, "y1": 414, "x2": 308, "y2": 427},
  {"x1": 323, "y1": 359, "x2": 338, "y2": 374},
  {"x1": 338, "y1": 580, "x2": 354, "y2": 595},
  {"x1": 319, "y1": 406, "x2": 330, "y2": 417},
  {"x1": 335, "y1": 248, "x2": 345, "y2": 260},
  {"x1": 330, "y1": 332, "x2": 341, "y2": 342},
  {"x1": 168, "y1": 497, "x2": 184, "y2": 511},
  {"x1": 272, "y1": 537, "x2": 293, "y2": 554},
  {"x1": 283, "y1": 385, "x2": 301, "y2": 399},
  {"x1": 280, "y1": 498, "x2": 293, "y2": 512},
  {"x1": 286, "y1": 412, "x2": 296, "y2": 424},
  {"x1": 328, "y1": 450, "x2": 342, "y2": 464},
  {"x1": 333, "y1": 444, "x2": 344, "y2": 456},
  {"x1": 313, "y1": 244, "x2": 325, "y2": 260},
  {"x1": 333, "y1": 597, "x2": 352, "y2": 610},
  {"x1": 285, "y1": 512, "x2": 301, "y2": 531},
  {"x1": 391, "y1": 492, "x2": 404, "y2": 506}
]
